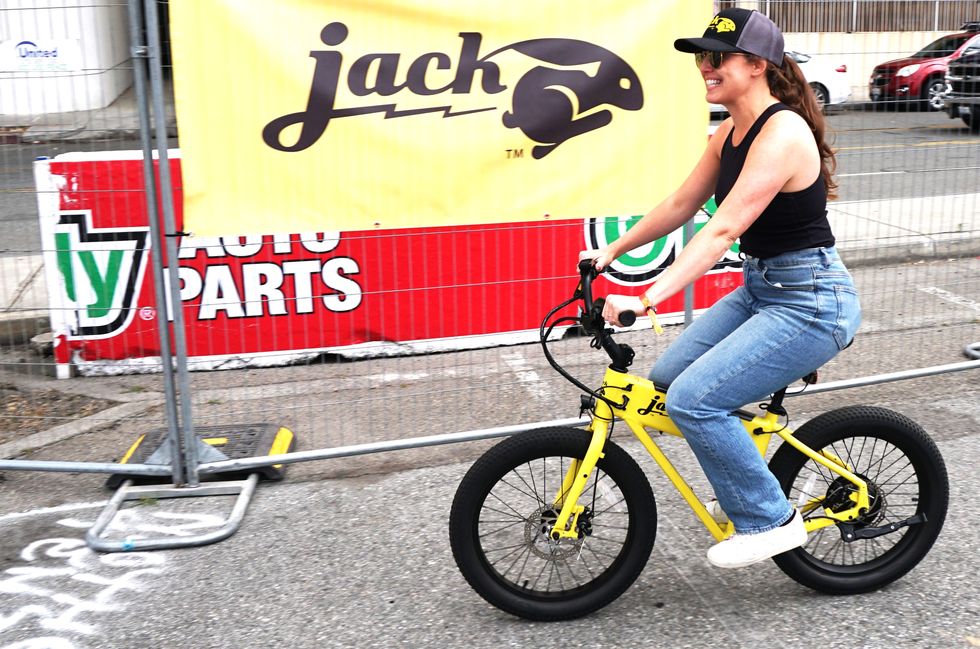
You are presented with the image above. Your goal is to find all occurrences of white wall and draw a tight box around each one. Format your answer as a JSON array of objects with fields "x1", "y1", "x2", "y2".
[{"x1": 0, "y1": 0, "x2": 132, "y2": 115}]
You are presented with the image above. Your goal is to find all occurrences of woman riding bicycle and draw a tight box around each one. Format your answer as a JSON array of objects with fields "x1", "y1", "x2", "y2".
[{"x1": 580, "y1": 8, "x2": 862, "y2": 569}]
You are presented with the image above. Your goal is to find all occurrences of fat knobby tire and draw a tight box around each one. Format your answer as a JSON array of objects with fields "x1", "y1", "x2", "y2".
[
  {"x1": 448, "y1": 427, "x2": 657, "y2": 621},
  {"x1": 768, "y1": 405, "x2": 948, "y2": 594}
]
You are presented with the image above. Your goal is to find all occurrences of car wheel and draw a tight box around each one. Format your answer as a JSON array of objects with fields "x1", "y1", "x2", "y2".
[
  {"x1": 809, "y1": 83, "x2": 829, "y2": 112},
  {"x1": 922, "y1": 77, "x2": 947, "y2": 111}
]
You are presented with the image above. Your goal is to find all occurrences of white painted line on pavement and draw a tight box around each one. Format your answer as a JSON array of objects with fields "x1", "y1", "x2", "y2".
[
  {"x1": 918, "y1": 287, "x2": 980, "y2": 313},
  {"x1": 0, "y1": 501, "x2": 106, "y2": 526},
  {"x1": 837, "y1": 171, "x2": 902, "y2": 177},
  {"x1": 838, "y1": 165, "x2": 980, "y2": 178},
  {"x1": 501, "y1": 351, "x2": 551, "y2": 401},
  {"x1": 363, "y1": 371, "x2": 430, "y2": 384}
]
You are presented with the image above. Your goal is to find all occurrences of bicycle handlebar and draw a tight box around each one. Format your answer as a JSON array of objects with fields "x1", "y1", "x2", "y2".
[
  {"x1": 572, "y1": 259, "x2": 636, "y2": 372},
  {"x1": 576, "y1": 259, "x2": 637, "y2": 329},
  {"x1": 618, "y1": 311, "x2": 637, "y2": 327},
  {"x1": 577, "y1": 259, "x2": 598, "y2": 308}
]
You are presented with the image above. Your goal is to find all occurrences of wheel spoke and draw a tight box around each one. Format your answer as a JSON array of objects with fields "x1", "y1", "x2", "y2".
[
  {"x1": 785, "y1": 432, "x2": 937, "y2": 567},
  {"x1": 473, "y1": 448, "x2": 638, "y2": 595}
]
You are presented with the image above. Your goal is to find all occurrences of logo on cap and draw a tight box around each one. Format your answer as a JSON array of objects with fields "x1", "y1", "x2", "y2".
[{"x1": 708, "y1": 17, "x2": 737, "y2": 33}]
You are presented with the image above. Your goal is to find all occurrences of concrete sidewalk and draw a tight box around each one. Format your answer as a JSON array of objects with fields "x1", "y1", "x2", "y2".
[
  {"x1": 0, "y1": 81, "x2": 176, "y2": 144},
  {"x1": 4, "y1": 193, "x2": 978, "y2": 346}
]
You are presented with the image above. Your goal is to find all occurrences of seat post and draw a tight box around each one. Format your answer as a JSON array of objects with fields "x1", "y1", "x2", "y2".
[{"x1": 767, "y1": 387, "x2": 788, "y2": 417}]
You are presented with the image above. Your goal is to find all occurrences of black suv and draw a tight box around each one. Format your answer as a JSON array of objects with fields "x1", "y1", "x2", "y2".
[{"x1": 944, "y1": 28, "x2": 980, "y2": 131}]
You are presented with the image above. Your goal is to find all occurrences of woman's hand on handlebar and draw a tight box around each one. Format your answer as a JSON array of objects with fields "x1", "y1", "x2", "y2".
[
  {"x1": 601, "y1": 294, "x2": 645, "y2": 327},
  {"x1": 578, "y1": 247, "x2": 616, "y2": 272}
]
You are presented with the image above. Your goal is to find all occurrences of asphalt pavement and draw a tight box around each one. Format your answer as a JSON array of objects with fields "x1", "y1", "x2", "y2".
[
  {"x1": 1, "y1": 258, "x2": 978, "y2": 648},
  {"x1": 1, "y1": 426, "x2": 978, "y2": 648}
]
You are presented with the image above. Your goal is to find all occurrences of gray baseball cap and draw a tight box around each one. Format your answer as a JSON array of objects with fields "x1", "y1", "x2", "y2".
[{"x1": 674, "y1": 8, "x2": 784, "y2": 67}]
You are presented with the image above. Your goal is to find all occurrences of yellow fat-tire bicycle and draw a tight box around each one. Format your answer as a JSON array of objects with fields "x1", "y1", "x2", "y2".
[{"x1": 448, "y1": 261, "x2": 948, "y2": 621}]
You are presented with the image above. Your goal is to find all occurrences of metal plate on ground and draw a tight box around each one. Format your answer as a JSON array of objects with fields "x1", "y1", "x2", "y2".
[{"x1": 106, "y1": 423, "x2": 295, "y2": 488}]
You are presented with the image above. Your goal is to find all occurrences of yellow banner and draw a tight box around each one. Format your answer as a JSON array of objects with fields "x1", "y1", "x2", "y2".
[{"x1": 170, "y1": 0, "x2": 709, "y2": 236}]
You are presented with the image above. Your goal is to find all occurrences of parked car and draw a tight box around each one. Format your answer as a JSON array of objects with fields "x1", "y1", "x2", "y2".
[
  {"x1": 944, "y1": 47, "x2": 980, "y2": 131},
  {"x1": 869, "y1": 25, "x2": 980, "y2": 111},
  {"x1": 709, "y1": 51, "x2": 851, "y2": 115}
]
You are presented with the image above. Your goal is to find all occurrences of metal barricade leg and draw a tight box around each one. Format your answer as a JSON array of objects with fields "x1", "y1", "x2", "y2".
[{"x1": 85, "y1": 474, "x2": 260, "y2": 552}]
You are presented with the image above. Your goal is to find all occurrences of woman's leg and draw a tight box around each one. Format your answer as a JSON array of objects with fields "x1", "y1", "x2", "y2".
[
  {"x1": 648, "y1": 286, "x2": 754, "y2": 387},
  {"x1": 661, "y1": 248, "x2": 861, "y2": 534},
  {"x1": 664, "y1": 263, "x2": 858, "y2": 533}
]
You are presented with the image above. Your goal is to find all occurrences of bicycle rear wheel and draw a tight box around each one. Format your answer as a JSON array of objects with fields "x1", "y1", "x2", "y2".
[
  {"x1": 768, "y1": 405, "x2": 948, "y2": 594},
  {"x1": 449, "y1": 427, "x2": 656, "y2": 621}
]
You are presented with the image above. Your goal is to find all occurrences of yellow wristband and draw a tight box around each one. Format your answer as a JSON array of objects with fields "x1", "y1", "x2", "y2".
[{"x1": 639, "y1": 294, "x2": 663, "y2": 335}]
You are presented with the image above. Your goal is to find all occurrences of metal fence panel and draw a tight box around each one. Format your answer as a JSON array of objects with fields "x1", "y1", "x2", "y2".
[{"x1": 1, "y1": 1, "x2": 977, "y2": 483}]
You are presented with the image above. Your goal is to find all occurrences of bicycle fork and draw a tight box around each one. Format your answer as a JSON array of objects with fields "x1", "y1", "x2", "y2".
[{"x1": 547, "y1": 413, "x2": 613, "y2": 542}]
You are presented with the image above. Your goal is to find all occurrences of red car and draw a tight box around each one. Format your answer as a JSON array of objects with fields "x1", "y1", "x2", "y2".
[{"x1": 870, "y1": 25, "x2": 980, "y2": 110}]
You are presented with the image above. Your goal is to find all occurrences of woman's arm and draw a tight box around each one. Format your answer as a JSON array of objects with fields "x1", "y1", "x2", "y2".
[
  {"x1": 580, "y1": 122, "x2": 729, "y2": 270},
  {"x1": 601, "y1": 111, "x2": 819, "y2": 324}
]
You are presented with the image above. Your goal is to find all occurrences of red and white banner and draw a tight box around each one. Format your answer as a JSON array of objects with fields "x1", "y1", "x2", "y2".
[{"x1": 35, "y1": 151, "x2": 742, "y2": 376}]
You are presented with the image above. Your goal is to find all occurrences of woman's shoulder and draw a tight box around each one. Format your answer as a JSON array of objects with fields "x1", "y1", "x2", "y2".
[
  {"x1": 755, "y1": 107, "x2": 814, "y2": 151},
  {"x1": 761, "y1": 106, "x2": 810, "y2": 136},
  {"x1": 709, "y1": 117, "x2": 735, "y2": 152}
]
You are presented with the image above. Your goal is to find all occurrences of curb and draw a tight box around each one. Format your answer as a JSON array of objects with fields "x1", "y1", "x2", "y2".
[
  {"x1": 0, "y1": 399, "x2": 163, "y2": 460},
  {"x1": 21, "y1": 124, "x2": 176, "y2": 144},
  {"x1": 837, "y1": 235, "x2": 980, "y2": 268},
  {"x1": 0, "y1": 313, "x2": 49, "y2": 346}
]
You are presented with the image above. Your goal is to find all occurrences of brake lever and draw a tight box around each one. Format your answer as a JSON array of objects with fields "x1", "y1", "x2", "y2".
[{"x1": 580, "y1": 297, "x2": 606, "y2": 335}]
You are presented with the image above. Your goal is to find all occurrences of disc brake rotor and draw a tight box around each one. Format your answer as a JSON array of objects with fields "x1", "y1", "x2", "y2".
[{"x1": 524, "y1": 505, "x2": 591, "y2": 560}]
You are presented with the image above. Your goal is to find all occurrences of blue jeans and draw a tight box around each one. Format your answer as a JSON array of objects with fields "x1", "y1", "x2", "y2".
[{"x1": 649, "y1": 246, "x2": 861, "y2": 534}]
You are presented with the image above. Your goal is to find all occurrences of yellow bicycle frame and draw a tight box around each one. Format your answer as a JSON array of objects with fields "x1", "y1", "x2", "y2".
[{"x1": 549, "y1": 367, "x2": 871, "y2": 542}]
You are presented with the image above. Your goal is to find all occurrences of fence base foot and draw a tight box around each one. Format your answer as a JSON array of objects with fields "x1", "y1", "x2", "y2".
[
  {"x1": 965, "y1": 342, "x2": 980, "y2": 360},
  {"x1": 85, "y1": 474, "x2": 260, "y2": 552},
  {"x1": 107, "y1": 423, "x2": 295, "y2": 488}
]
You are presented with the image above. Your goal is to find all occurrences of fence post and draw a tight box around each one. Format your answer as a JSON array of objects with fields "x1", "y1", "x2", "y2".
[
  {"x1": 126, "y1": 0, "x2": 200, "y2": 486},
  {"x1": 125, "y1": 0, "x2": 185, "y2": 485},
  {"x1": 145, "y1": 0, "x2": 200, "y2": 486}
]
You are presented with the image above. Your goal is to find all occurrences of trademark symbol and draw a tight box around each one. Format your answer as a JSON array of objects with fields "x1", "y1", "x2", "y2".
[{"x1": 506, "y1": 148, "x2": 525, "y2": 159}]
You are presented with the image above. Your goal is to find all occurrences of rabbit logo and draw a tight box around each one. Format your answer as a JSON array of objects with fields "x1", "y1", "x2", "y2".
[
  {"x1": 487, "y1": 39, "x2": 643, "y2": 158},
  {"x1": 708, "y1": 16, "x2": 737, "y2": 33},
  {"x1": 263, "y1": 23, "x2": 644, "y2": 159}
]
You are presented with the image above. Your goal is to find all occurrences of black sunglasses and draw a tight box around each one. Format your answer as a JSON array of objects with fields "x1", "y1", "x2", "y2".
[{"x1": 694, "y1": 50, "x2": 744, "y2": 68}]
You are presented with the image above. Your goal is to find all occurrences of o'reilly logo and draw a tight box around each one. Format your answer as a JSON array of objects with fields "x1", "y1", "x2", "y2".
[
  {"x1": 586, "y1": 199, "x2": 742, "y2": 286},
  {"x1": 263, "y1": 22, "x2": 643, "y2": 159},
  {"x1": 54, "y1": 212, "x2": 148, "y2": 337}
]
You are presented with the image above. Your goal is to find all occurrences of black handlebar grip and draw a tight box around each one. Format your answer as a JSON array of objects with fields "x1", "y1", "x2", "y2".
[{"x1": 618, "y1": 311, "x2": 637, "y2": 327}]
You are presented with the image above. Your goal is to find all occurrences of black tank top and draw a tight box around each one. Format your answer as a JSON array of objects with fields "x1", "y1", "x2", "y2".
[{"x1": 715, "y1": 103, "x2": 834, "y2": 259}]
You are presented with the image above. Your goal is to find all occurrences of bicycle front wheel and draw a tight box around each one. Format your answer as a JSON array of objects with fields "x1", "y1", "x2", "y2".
[
  {"x1": 768, "y1": 405, "x2": 948, "y2": 594},
  {"x1": 449, "y1": 427, "x2": 657, "y2": 621}
]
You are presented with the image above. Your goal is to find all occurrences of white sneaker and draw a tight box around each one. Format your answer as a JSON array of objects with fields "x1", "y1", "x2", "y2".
[
  {"x1": 705, "y1": 499, "x2": 729, "y2": 525},
  {"x1": 706, "y1": 510, "x2": 807, "y2": 569}
]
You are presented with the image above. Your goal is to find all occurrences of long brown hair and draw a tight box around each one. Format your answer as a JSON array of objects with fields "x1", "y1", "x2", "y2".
[{"x1": 762, "y1": 55, "x2": 838, "y2": 200}]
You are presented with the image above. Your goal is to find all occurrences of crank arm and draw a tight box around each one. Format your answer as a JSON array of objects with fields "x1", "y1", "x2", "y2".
[{"x1": 838, "y1": 513, "x2": 927, "y2": 542}]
